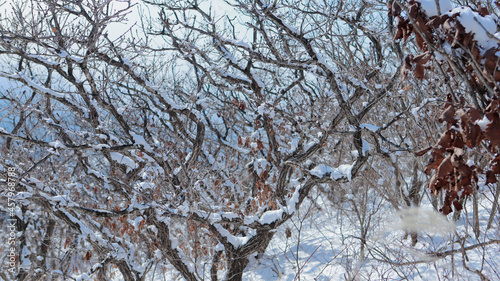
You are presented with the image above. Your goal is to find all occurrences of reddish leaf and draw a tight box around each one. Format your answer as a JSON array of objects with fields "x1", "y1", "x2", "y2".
[
  {"x1": 426, "y1": 149, "x2": 445, "y2": 174},
  {"x1": 491, "y1": 156, "x2": 500, "y2": 174},
  {"x1": 448, "y1": 190, "x2": 458, "y2": 202},
  {"x1": 408, "y1": 3, "x2": 419, "y2": 19},
  {"x1": 436, "y1": 130, "x2": 453, "y2": 150},
  {"x1": 483, "y1": 48, "x2": 497, "y2": 59},
  {"x1": 414, "y1": 62, "x2": 425, "y2": 80},
  {"x1": 390, "y1": 1, "x2": 401, "y2": 16},
  {"x1": 478, "y1": 6, "x2": 489, "y2": 17},
  {"x1": 256, "y1": 139, "x2": 264, "y2": 150},
  {"x1": 461, "y1": 122, "x2": 482, "y2": 148},
  {"x1": 484, "y1": 113, "x2": 500, "y2": 147},
  {"x1": 464, "y1": 184, "x2": 473, "y2": 196},
  {"x1": 84, "y1": 251, "x2": 92, "y2": 261},
  {"x1": 456, "y1": 164, "x2": 472, "y2": 178},
  {"x1": 452, "y1": 135, "x2": 465, "y2": 148},
  {"x1": 450, "y1": 149, "x2": 464, "y2": 167},
  {"x1": 428, "y1": 14, "x2": 449, "y2": 28},
  {"x1": 486, "y1": 170, "x2": 498, "y2": 185},
  {"x1": 437, "y1": 156, "x2": 453, "y2": 178},
  {"x1": 415, "y1": 33, "x2": 425, "y2": 50},
  {"x1": 401, "y1": 55, "x2": 412, "y2": 78},
  {"x1": 467, "y1": 107, "x2": 482, "y2": 123},
  {"x1": 452, "y1": 200, "x2": 463, "y2": 211},
  {"x1": 239, "y1": 102, "x2": 246, "y2": 111},
  {"x1": 238, "y1": 136, "x2": 243, "y2": 148},
  {"x1": 64, "y1": 237, "x2": 71, "y2": 249},
  {"x1": 440, "y1": 204, "x2": 452, "y2": 215},
  {"x1": 438, "y1": 105, "x2": 456, "y2": 123}
]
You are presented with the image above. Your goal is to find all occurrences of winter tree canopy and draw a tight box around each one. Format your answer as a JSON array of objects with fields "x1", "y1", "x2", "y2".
[{"x1": 1, "y1": 0, "x2": 499, "y2": 280}]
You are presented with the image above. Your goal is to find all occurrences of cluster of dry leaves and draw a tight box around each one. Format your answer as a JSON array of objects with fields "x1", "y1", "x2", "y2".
[{"x1": 390, "y1": 0, "x2": 500, "y2": 214}]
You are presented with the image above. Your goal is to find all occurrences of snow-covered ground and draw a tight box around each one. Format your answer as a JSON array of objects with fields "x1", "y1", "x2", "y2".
[
  {"x1": 242, "y1": 192, "x2": 499, "y2": 280},
  {"x1": 129, "y1": 185, "x2": 499, "y2": 281}
]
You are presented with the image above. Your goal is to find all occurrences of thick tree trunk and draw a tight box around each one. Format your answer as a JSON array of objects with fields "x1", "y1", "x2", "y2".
[
  {"x1": 37, "y1": 219, "x2": 55, "y2": 270},
  {"x1": 16, "y1": 206, "x2": 28, "y2": 281},
  {"x1": 225, "y1": 230, "x2": 275, "y2": 281},
  {"x1": 226, "y1": 257, "x2": 249, "y2": 281}
]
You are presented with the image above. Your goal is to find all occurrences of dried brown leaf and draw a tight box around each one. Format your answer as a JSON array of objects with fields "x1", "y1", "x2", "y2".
[
  {"x1": 484, "y1": 113, "x2": 500, "y2": 147},
  {"x1": 437, "y1": 155, "x2": 453, "y2": 178},
  {"x1": 486, "y1": 170, "x2": 498, "y2": 185},
  {"x1": 438, "y1": 105, "x2": 456, "y2": 123}
]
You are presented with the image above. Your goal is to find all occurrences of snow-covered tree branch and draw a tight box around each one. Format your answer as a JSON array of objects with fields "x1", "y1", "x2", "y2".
[{"x1": 1, "y1": 0, "x2": 499, "y2": 280}]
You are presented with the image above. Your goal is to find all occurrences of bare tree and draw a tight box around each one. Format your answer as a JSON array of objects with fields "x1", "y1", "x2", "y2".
[{"x1": 0, "y1": 0, "x2": 475, "y2": 280}]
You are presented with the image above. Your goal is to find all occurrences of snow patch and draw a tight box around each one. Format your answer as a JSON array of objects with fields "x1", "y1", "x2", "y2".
[
  {"x1": 214, "y1": 224, "x2": 253, "y2": 248},
  {"x1": 15, "y1": 192, "x2": 32, "y2": 200},
  {"x1": 362, "y1": 139, "x2": 370, "y2": 155},
  {"x1": 253, "y1": 158, "x2": 270, "y2": 175},
  {"x1": 110, "y1": 152, "x2": 138, "y2": 172},
  {"x1": 360, "y1": 123, "x2": 379, "y2": 132},
  {"x1": 418, "y1": 0, "x2": 452, "y2": 17},
  {"x1": 388, "y1": 207, "x2": 456, "y2": 235},
  {"x1": 309, "y1": 163, "x2": 353, "y2": 180},
  {"x1": 93, "y1": 144, "x2": 110, "y2": 150},
  {"x1": 309, "y1": 164, "x2": 333, "y2": 178},
  {"x1": 447, "y1": 7, "x2": 499, "y2": 53},
  {"x1": 49, "y1": 140, "x2": 67, "y2": 149},
  {"x1": 5, "y1": 72, "x2": 66, "y2": 98},
  {"x1": 130, "y1": 132, "x2": 153, "y2": 152},
  {"x1": 475, "y1": 115, "x2": 491, "y2": 131},
  {"x1": 259, "y1": 209, "x2": 284, "y2": 224}
]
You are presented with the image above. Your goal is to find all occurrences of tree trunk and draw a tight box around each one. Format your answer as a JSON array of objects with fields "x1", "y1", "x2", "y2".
[{"x1": 226, "y1": 257, "x2": 249, "y2": 281}]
